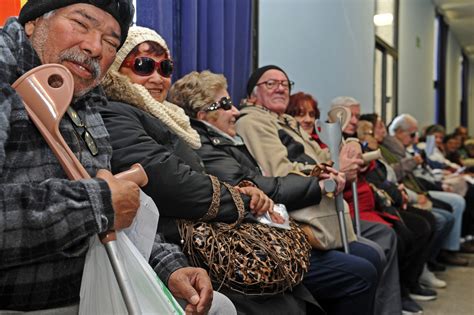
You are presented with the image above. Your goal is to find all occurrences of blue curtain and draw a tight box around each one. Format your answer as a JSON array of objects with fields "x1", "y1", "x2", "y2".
[{"x1": 136, "y1": 0, "x2": 252, "y2": 105}]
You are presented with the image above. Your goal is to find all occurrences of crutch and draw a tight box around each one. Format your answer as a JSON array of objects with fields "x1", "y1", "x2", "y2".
[
  {"x1": 13, "y1": 64, "x2": 147, "y2": 315},
  {"x1": 315, "y1": 119, "x2": 350, "y2": 254},
  {"x1": 328, "y1": 106, "x2": 362, "y2": 237}
]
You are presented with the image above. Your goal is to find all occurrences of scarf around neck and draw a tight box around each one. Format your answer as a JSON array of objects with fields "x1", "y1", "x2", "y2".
[{"x1": 102, "y1": 70, "x2": 201, "y2": 149}]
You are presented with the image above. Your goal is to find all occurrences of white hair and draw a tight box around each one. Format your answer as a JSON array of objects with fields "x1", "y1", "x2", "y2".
[
  {"x1": 330, "y1": 96, "x2": 360, "y2": 109},
  {"x1": 43, "y1": 10, "x2": 56, "y2": 19},
  {"x1": 388, "y1": 114, "x2": 418, "y2": 135}
]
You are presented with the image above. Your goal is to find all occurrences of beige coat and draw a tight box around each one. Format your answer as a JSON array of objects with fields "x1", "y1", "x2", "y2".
[{"x1": 235, "y1": 104, "x2": 330, "y2": 177}]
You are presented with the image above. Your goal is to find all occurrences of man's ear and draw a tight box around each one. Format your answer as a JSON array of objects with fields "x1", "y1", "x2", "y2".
[
  {"x1": 245, "y1": 95, "x2": 258, "y2": 105},
  {"x1": 197, "y1": 111, "x2": 207, "y2": 121},
  {"x1": 24, "y1": 20, "x2": 37, "y2": 37}
]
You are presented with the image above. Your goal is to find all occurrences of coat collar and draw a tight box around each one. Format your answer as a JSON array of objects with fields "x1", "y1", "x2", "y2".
[{"x1": 191, "y1": 119, "x2": 244, "y2": 146}]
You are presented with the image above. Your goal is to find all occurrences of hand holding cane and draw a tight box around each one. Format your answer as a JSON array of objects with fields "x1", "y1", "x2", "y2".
[{"x1": 13, "y1": 64, "x2": 148, "y2": 315}]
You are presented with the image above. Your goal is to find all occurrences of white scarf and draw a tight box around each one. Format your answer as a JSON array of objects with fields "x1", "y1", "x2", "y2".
[{"x1": 102, "y1": 70, "x2": 201, "y2": 149}]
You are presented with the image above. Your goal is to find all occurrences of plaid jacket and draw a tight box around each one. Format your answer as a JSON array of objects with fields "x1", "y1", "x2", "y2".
[{"x1": 0, "y1": 18, "x2": 187, "y2": 310}]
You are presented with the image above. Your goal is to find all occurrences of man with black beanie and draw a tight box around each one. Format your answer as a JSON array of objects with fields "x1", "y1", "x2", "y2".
[{"x1": 0, "y1": 2, "x2": 221, "y2": 314}]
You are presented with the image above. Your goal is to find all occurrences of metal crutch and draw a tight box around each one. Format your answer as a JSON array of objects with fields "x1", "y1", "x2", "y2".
[
  {"x1": 328, "y1": 106, "x2": 362, "y2": 237},
  {"x1": 315, "y1": 119, "x2": 350, "y2": 254}
]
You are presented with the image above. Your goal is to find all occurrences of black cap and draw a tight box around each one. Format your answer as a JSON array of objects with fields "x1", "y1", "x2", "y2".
[
  {"x1": 246, "y1": 65, "x2": 290, "y2": 97},
  {"x1": 18, "y1": 0, "x2": 134, "y2": 49}
]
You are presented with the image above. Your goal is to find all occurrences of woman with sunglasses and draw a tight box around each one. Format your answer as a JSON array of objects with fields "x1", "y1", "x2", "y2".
[{"x1": 99, "y1": 26, "x2": 312, "y2": 315}]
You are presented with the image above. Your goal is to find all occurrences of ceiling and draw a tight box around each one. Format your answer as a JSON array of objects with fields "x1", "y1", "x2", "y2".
[{"x1": 432, "y1": 0, "x2": 474, "y2": 59}]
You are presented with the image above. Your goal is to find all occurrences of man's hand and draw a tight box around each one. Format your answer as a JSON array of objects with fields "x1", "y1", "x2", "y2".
[
  {"x1": 398, "y1": 184, "x2": 408, "y2": 210},
  {"x1": 442, "y1": 183, "x2": 453, "y2": 192},
  {"x1": 339, "y1": 143, "x2": 364, "y2": 182},
  {"x1": 168, "y1": 267, "x2": 213, "y2": 315},
  {"x1": 96, "y1": 169, "x2": 140, "y2": 230},
  {"x1": 318, "y1": 166, "x2": 346, "y2": 195},
  {"x1": 413, "y1": 154, "x2": 424, "y2": 165},
  {"x1": 235, "y1": 186, "x2": 274, "y2": 217}
]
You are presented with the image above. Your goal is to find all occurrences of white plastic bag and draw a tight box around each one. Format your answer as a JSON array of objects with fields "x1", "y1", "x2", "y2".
[
  {"x1": 123, "y1": 190, "x2": 160, "y2": 260},
  {"x1": 256, "y1": 203, "x2": 291, "y2": 230},
  {"x1": 79, "y1": 233, "x2": 184, "y2": 315},
  {"x1": 79, "y1": 190, "x2": 184, "y2": 315}
]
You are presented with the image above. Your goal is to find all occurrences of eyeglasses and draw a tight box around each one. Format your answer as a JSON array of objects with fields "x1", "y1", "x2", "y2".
[
  {"x1": 410, "y1": 131, "x2": 418, "y2": 138},
  {"x1": 90, "y1": 0, "x2": 134, "y2": 29},
  {"x1": 203, "y1": 97, "x2": 233, "y2": 112},
  {"x1": 66, "y1": 107, "x2": 99, "y2": 156},
  {"x1": 256, "y1": 79, "x2": 294, "y2": 90},
  {"x1": 123, "y1": 57, "x2": 174, "y2": 77}
]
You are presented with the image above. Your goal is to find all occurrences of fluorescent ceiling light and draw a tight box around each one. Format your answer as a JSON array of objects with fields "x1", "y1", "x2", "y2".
[{"x1": 374, "y1": 13, "x2": 393, "y2": 26}]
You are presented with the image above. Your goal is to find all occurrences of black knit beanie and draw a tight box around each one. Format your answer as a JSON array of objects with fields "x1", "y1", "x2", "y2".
[
  {"x1": 18, "y1": 0, "x2": 134, "y2": 49},
  {"x1": 246, "y1": 65, "x2": 290, "y2": 97}
]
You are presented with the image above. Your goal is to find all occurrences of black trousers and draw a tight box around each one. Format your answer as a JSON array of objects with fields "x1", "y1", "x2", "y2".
[
  {"x1": 392, "y1": 209, "x2": 433, "y2": 291},
  {"x1": 462, "y1": 183, "x2": 474, "y2": 236}
]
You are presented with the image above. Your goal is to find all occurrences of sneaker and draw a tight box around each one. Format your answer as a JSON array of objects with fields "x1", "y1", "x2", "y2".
[
  {"x1": 402, "y1": 296, "x2": 423, "y2": 315},
  {"x1": 419, "y1": 265, "x2": 447, "y2": 288},
  {"x1": 438, "y1": 250, "x2": 469, "y2": 266},
  {"x1": 409, "y1": 284, "x2": 437, "y2": 301}
]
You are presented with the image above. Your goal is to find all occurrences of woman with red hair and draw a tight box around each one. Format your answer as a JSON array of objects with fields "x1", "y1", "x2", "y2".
[{"x1": 287, "y1": 92, "x2": 326, "y2": 148}]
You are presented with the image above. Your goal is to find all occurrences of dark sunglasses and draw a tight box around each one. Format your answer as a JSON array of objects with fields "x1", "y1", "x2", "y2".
[
  {"x1": 66, "y1": 107, "x2": 99, "y2": 156},
  {"x1": 123, "y1": 57, "x2": 174, "y2": 78},
  {"x1": 410, "y1": 131, "x2": 418, "y2": 138},
  {"x1": 204, "y1": 97, "x2": 233, "y2": 112}
]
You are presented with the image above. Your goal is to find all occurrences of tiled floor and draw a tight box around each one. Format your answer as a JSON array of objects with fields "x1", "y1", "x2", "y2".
[{"x1": 418, "y1": 253, "x2": 474, "y2": 315}]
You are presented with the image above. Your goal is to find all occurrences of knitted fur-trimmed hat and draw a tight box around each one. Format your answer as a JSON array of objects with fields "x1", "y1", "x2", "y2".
[
  {"x1": 246, "y1": 65, "x2": 290, "y2": 97},
  {"x1": 18, "y1": 0, "x2": 134, "y2": 48},
  {"x1": 110, "y1": 25, "x2": 170, "y2": 72}
]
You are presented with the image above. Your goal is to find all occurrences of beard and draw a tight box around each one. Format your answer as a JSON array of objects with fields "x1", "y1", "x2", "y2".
[{"x1": 29, "y1": 16, "x2": 102, "y2": 97}]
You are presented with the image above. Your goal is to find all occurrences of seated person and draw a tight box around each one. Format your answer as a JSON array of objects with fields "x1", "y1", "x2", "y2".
[
  {"x1": 168, "y1": 70, "x2": 392, "y2": 315},
  {"x1": 238, "y1": 67, "x2": 399, "y2": 314},
  {"x1": 463, "y1": 139, "x2": 474, "y2": 169},
  {"x1": 99, "y1": 26, "x2": 317, "y2": 315},
  {"x1": 422, "y1": 124, "x2": 462, "y2": 171},
  {"x1": 453, "y1": 125, "x2": 471, "y2": 161},
  {"x1": 286, "y1": 92, "x2": 327, "y2": 148}
]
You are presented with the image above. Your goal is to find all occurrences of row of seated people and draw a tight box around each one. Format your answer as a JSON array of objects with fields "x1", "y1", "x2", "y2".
[
  {"x1": 4, "y1": 3, "x2": 472, "y2": 313},
  {"x1": 101, "y1": 28, "x2": 472, "y2": 314},
  {"x1": 419, "y1": 124, "x2": 474, "y2": 173},
  {"x1": 100, "y1": 25, "x2": 472, "y2": 315},
  {"x1": 2, "y1": 4, "x2": 389, "y2": 314},
  {"x1": 287, "y1": 94, "x2": 474, "y2": 312}
]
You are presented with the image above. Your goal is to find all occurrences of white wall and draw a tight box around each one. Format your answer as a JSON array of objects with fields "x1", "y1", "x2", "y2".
[
  {"x1": 258, "y1": 0, "x2": 375, "y2": 118},
  {"x1": 445, "y1": 32, "x2": 463, "y2": 134},
  {"x1": 398, "y1": 0, "x2": 436, "y2": 129}
]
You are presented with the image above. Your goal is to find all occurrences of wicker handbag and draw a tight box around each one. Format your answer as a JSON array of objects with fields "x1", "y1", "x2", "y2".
[{"x1": 178, "y1": 176, "x2": 311, "y2": 295}]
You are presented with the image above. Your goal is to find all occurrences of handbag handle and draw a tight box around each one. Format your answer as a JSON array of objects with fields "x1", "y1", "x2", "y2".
[
  {"x1": 222, "y1": 182, "x2": 246, "y2": 227},
  {"x1": 197, "y1": 176, "x2": 246, "y2": 227}
]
